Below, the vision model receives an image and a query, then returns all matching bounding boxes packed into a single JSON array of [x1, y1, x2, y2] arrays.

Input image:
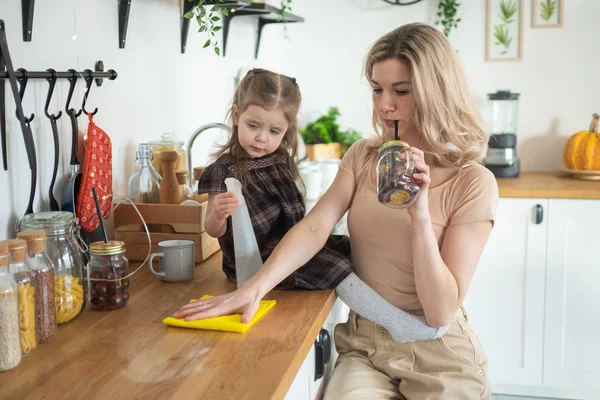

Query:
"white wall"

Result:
[[0, 0, 598, 239], [280, 0, 600, 172]]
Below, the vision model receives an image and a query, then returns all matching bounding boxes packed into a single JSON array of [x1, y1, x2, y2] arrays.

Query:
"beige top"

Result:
[[339, 139, 498, 310]]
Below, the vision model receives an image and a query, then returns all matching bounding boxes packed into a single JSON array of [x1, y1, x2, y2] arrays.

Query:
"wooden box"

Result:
[[305, 143, 343, 161], [113, 202, 220, 263]]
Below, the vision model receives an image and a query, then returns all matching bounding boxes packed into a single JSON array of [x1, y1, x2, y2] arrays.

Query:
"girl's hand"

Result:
[[172, 285, 262, 323], [213, 192, 238, 220], [406, 147, 431, 221]]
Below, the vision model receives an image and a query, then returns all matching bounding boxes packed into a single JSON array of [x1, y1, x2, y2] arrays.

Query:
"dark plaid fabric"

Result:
[[197, 151, 352, 290]]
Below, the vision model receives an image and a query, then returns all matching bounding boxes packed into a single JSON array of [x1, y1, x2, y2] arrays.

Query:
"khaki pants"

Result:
[[323, 308, 490, 400]]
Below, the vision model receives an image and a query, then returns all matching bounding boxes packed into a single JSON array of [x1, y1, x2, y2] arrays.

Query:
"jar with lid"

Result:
[[376, 140, 420, 209], [16, 230, 57, 344], [7, 239, 37, 356], [149, 133, 186, 177], [18, 211, 86, 325], [0, 240, 21, 372], [87, 241, 130, 311]]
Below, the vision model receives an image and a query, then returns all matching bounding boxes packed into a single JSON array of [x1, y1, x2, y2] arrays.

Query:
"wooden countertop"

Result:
[[0, 253, 336, 400], [497, 172, 600, 199]]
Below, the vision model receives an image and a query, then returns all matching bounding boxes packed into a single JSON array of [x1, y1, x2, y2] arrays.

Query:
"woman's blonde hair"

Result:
[[214, 68, 302, 190], [365, 23, 488, 166]]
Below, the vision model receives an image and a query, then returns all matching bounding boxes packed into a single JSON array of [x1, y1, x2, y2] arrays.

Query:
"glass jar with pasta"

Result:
[[7, 239, 37, 356], [18, 211, 86, 325], [0, 240, 21, 372]]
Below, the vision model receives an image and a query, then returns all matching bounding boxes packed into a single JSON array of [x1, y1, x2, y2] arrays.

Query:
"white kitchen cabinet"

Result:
[[543, 199, 600, 392], [465, 197, 600, 400], [285, 298, 350, 400], [464, 198, 547, 387]]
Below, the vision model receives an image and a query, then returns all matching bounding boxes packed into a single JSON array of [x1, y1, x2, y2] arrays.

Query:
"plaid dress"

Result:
[[197, 151, 353, 290]]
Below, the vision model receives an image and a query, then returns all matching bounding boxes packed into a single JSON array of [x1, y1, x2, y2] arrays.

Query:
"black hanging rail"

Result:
[[0, 19, 118, 217], [0, 69, 118, 81]]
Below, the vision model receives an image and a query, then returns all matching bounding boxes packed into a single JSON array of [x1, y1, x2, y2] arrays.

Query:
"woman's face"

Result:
[[370, 59, 416, 140]]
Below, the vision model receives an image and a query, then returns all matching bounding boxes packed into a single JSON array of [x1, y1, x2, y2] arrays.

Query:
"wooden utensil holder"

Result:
[[113, 201, 220, 263]]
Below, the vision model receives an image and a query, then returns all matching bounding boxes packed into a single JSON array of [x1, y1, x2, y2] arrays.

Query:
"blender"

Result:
[[483, 90, 521, 178]]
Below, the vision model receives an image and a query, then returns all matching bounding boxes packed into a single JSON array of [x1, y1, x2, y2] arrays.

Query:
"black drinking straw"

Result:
[[92, 187, 109, 244], [394, 120, 399, 140]]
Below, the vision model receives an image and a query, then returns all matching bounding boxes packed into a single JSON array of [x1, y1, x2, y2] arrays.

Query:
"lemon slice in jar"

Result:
[[389, 190, 410, 205]]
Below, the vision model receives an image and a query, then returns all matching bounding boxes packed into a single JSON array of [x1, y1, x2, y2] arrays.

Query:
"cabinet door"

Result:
[[544, 199, 600, 395], [463, 198, 547, 386]]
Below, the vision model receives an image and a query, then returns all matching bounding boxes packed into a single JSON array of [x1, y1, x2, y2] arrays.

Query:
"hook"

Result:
[[65, 69, 82, 117], [44, 69, 62, 121], [81, 69, 98, 116], [15, 68, 34, 123]]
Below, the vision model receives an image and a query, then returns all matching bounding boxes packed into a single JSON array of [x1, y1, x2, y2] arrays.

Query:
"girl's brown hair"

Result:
[[214, 68, 302, 190], [365, 23, 489, 166]]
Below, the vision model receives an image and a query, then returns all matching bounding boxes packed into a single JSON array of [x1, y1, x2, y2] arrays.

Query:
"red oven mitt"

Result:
[[77, 113, 113, 232]]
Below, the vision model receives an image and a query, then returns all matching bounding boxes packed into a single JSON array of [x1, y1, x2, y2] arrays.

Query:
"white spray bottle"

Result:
[[225, 177, 263, 288]]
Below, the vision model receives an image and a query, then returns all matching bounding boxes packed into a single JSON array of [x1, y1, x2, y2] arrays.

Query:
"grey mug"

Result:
[[149, 240, 195, 282]]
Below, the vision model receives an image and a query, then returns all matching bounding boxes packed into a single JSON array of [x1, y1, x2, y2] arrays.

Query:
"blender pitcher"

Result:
[[377, 140, 419, 209]]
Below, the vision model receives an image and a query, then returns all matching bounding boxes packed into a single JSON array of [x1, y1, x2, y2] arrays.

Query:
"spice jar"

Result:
[[7, 239, 37, 356], [0, 241, 21, 372], [87, 241, 130, 311], [18, 211, 86, 325], [17, 231, 57, 344], [376, 140, 420, 209]]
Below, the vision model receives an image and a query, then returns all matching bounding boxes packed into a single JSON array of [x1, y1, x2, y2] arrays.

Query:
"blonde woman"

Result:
[[174, 23, 498, 399]]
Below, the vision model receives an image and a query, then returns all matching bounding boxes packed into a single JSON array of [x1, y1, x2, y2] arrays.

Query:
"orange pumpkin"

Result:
[[563, 113, 600, 170]]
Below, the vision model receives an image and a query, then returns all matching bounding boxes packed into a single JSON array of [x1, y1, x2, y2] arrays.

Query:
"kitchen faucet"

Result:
[[185, 122, 231, 188]]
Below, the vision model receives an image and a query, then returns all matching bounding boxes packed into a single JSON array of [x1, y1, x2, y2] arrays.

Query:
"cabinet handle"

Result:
[[314, 328, 331, 381], [535, 204, 544, 224]]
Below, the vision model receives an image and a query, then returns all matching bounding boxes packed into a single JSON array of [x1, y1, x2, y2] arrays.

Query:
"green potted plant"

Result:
[[301, 107, 363, 160]]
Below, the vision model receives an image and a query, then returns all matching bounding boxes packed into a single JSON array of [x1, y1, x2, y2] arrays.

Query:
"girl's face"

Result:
[[233, 104, 289, 158], [370, 59, 417, 140]]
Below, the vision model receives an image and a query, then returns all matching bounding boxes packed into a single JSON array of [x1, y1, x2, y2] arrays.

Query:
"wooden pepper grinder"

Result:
[[159, 151, 180, 204]]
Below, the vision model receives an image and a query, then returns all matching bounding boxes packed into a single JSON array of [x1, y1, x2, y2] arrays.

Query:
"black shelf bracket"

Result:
[[118, 0, 132, 49], [181, 0, 196, 54], [255, 17, 300, 59], [22, 0, 35, 42], [222, 9, 269, 57]]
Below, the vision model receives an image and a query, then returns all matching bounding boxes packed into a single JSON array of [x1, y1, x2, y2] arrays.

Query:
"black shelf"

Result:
[[181, 0, 304, 58]]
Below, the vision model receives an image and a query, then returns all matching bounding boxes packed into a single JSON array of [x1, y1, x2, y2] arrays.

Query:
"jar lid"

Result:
[[90, 240, 125, 255], [16, 231, 46, 253], [19, 211, 75, 234], [7, 239, 27, 251], [193, 167, 205, 181], [380, 140, 410, 151], [149, 133, 184, 148], [175, 170, 188, 185], [16, 230, 46, 241]]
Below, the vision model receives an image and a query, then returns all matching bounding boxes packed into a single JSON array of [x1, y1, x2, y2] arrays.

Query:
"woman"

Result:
[[174, 23, 498, 399]]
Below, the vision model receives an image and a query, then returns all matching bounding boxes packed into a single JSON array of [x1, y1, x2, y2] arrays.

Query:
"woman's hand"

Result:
[[213, 192, 238, 220], [406, 147, 431, 222], [172, 285, 262, 323]]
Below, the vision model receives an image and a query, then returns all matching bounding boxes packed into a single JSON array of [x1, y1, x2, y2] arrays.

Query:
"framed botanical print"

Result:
[[532, 0, 564, 28], [486, 0, 524, 61]]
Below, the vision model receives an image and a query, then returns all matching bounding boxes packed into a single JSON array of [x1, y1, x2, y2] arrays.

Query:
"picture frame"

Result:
[[486, 0, 524, 61], [532, 0, 564, 28]]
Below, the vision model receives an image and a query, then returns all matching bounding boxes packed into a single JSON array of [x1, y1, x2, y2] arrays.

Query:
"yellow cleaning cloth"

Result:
[[162, 295, 276, 333]]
